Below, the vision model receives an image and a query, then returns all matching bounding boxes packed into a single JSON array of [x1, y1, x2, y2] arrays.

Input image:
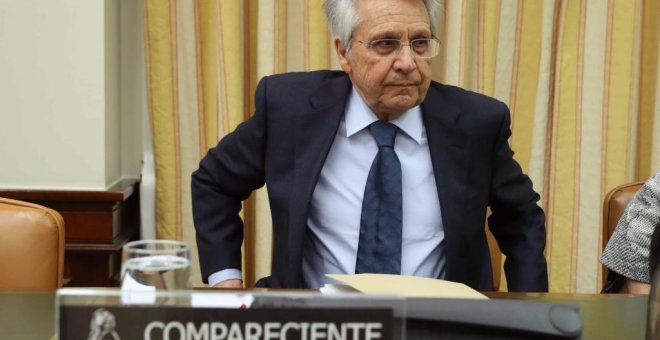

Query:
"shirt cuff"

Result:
[[208, 268, 242, 287]]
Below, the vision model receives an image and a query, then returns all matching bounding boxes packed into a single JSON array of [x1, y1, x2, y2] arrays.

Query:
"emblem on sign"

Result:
[[87, 308, 120, 340]]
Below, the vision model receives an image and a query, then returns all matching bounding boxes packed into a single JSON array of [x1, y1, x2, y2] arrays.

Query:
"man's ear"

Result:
[[334, 37, 351, 74]]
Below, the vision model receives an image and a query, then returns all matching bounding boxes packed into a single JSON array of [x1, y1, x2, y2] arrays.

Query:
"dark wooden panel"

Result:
[[0, 179, 140, 287], [64, 252, 119, 287], [60, 211, 116, 240]]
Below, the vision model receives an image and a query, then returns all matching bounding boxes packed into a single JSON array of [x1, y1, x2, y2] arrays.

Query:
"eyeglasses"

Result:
[[356, 38, 440, 59]]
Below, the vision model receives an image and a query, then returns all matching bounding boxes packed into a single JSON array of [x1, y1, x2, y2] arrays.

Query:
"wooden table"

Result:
[[0, 290, 648, 339], [485, 292, 648, 340]]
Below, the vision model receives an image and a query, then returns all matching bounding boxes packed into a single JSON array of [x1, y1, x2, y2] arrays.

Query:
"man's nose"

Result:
[[393, 45, 417, 72]]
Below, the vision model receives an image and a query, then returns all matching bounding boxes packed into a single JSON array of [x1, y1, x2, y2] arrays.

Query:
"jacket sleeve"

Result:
[[191, 76, 270, 283], [487, 103, 549, 292]]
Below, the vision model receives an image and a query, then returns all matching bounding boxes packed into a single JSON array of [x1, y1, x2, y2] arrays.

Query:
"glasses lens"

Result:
[[364, 38, 439, 58], [412, 39, 439, 58], [369, 39, 401, 56]]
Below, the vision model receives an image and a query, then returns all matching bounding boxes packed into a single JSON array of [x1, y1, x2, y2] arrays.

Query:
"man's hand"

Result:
[[212, 279, 243, 289]]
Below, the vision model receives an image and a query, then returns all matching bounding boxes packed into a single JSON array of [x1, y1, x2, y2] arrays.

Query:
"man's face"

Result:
[[335, 0, 433, 121]]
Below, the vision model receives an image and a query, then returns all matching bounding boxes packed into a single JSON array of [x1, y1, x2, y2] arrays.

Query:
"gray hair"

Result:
[[323, 0, 440, 50]]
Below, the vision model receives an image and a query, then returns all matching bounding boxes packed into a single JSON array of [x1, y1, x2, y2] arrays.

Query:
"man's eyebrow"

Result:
[[409, 28, 432, 38], [411, 32, 432, 39], [369, 28, 432, 39], [369, 31, 401, 40]]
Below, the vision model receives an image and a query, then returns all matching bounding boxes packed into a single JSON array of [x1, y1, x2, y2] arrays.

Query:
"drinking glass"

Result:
[[120, 240, 192, 293]]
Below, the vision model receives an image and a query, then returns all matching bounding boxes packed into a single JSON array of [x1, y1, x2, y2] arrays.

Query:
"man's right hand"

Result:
[[212, 279, 243, 289]]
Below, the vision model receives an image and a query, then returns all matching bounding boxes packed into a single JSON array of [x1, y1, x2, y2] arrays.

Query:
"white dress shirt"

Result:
[[209, 88, 445, 288], [302, 88, 445, 288]]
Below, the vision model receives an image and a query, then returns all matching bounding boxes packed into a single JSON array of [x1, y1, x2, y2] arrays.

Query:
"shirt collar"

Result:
[[344, 87, 424, 144]]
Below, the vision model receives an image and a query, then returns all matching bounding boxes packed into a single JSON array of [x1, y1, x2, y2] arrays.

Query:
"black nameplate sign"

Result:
[[60, 305, 394, 340]]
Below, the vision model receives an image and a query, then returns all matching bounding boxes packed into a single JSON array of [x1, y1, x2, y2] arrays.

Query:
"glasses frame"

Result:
[[355, 37, 440, 59]]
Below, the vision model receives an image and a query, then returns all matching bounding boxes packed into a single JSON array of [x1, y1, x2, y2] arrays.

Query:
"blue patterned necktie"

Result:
[[355, 120, 403, 274]]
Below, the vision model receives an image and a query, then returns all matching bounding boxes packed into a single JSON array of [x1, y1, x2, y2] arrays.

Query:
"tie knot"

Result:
[[369, 121, 398, 148]]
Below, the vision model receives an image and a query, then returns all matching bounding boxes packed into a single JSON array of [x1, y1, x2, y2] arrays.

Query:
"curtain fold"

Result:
[[144, 0, 660, 292]]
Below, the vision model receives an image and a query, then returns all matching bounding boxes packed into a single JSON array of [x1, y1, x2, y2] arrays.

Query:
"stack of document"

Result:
[[321, 274, 488, 299]]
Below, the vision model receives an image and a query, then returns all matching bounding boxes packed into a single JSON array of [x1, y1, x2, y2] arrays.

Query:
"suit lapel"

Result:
[[421, 84, 470, 276], [284, 77, 469, 284], [287, 74, 352, 280]]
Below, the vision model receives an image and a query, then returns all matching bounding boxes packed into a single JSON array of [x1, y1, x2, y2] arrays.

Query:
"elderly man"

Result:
[[192, 0, 548, 292]]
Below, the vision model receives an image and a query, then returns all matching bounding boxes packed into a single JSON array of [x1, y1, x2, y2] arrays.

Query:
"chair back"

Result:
[[0, 197, 65, 290], [486, 227, 502, 291], [601, 181, 644, 288]]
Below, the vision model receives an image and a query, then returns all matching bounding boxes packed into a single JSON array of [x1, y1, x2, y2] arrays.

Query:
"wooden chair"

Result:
[[0, 197, 65, 290], [601, 181, 644, 289], [486, 227, 502, 291]]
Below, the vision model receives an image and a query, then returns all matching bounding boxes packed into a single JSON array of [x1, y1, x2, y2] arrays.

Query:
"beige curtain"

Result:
[[143, 0, 660, 293]]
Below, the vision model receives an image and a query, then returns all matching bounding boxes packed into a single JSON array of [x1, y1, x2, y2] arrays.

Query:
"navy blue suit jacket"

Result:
[[192, 70, 548, 292]]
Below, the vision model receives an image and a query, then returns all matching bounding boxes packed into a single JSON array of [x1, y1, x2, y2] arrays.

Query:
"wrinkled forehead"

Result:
[[354, 0, 431, 37]]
